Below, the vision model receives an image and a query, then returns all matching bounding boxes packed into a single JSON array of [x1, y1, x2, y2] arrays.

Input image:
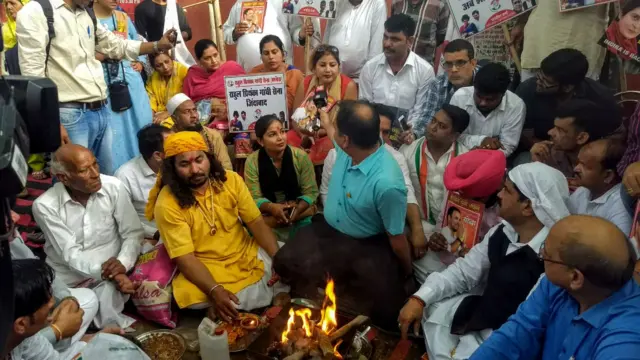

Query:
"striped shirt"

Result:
[[391, 0, 450, 64]]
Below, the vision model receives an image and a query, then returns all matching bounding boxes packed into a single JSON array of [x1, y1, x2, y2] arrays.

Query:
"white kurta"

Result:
[[115, 155, 158, 238], [323, 0, 387, 79], [416, 223, 549, 360], [33, 174, 144, 328], [222, 0, 320, 71]]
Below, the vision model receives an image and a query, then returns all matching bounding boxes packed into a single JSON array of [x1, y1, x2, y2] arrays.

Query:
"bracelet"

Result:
[[153, 41, 159, 53], [50, 324, 62, 341], [208, 284, 223, 297], [409, 295, 426, 308]]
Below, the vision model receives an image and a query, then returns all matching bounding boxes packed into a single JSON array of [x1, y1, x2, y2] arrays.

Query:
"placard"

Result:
[[282, 0, 337, 19], [449, 0, 536, 38], [441, 192, 485, 258], [559, 0, 616, 12], [240, 1, 266, 34], [225, 73, 288, 133], [599, 0, 640, 63]]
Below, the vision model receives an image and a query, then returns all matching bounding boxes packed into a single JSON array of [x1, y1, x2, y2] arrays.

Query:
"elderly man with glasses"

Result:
[[398, 162, 570, 360]]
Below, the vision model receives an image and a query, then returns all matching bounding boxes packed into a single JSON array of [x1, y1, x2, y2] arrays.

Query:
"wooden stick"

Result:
[[316, 329, 333, 357], [212, 0, 227, 61], [501, 23, 521, 74], [304, 16, 312, 75], [329, 315, 369, 343], [207, 0, 218, 49]]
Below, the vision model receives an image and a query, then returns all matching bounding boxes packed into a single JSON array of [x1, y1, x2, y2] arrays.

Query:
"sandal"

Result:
[[32, 170, 49, 180]]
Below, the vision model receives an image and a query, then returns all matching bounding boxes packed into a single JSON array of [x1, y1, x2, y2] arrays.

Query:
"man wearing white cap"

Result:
[[398, 162, 571, 360], [164, 93, 233, 170]]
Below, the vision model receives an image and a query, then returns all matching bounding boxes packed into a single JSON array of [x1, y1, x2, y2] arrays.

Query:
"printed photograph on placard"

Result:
[[240, 1, 266, 34], [599, 0, 640, 63], [385, 106, 410, 150], [282, 0, 337, 19], [559, 0, 616, 12], [449, 0, 536, 38], [225, 73, 289, 133], [441, 192, 485, 258]]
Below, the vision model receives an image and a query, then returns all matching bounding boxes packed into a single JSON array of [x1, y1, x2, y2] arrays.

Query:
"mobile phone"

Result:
[[398, 115, 409, 131]]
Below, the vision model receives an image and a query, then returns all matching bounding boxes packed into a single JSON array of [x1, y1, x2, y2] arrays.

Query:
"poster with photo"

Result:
[[282, 0, 337, 19], [599, 0, 640, 63], [559, 0, 616, 12], [225, 73, 288, 133], [449, 0, 536, 38], [240, 1, 266, 34], [441, 193, 485, 258], [386, 106, 410, 150]]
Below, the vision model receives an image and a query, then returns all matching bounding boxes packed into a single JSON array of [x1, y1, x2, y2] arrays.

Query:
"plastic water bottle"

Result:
[[197, 317, 231, 360]]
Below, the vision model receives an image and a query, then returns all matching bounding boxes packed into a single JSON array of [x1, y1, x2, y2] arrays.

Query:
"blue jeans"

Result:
[[59, 106, 114, 175]]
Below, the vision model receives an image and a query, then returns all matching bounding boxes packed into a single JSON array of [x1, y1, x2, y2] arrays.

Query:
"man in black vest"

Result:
[[398, 162, 571, 359]]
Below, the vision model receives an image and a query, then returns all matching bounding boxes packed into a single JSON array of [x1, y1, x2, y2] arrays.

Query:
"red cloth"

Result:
[[182, 61, 245, 103], [444, 149, 506, 199]]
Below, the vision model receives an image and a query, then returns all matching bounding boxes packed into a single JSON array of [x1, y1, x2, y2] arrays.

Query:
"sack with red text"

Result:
[[129, 243, 178, 328]]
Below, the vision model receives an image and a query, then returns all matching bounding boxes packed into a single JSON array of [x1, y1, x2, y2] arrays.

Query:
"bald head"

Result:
[[52, 144, 102, 194], [335, 100, 381, 150], [547, 215, 634, 291]]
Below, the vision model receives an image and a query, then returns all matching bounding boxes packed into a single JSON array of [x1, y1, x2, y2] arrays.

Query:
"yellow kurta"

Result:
[[154, 170, 264, 308], [146, 61, 189, 113]]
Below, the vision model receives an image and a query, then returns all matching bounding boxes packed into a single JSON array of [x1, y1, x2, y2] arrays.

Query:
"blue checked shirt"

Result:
[[411, 67, 479, 137]]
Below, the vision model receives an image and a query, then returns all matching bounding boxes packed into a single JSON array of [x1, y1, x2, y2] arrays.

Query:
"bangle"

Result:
[[208, 284, 223, 297], [153, 41, 159, 53], [50, 324, 62, 341], [410, 295, 426, 308]]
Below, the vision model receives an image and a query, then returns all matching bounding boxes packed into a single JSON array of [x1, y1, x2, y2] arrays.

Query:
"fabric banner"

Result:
[[164, 0, 196, 66], [282, 0, 338, 19], [448, 0, 536, 38], [559, 0, 616, 12], [225, 73, 288, 133]]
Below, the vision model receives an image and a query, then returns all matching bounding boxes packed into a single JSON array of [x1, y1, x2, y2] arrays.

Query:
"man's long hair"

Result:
[[160, 152, 228, 209]]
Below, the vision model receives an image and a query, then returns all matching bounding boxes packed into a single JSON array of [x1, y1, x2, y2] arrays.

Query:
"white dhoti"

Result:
[[189, 247, 290, 311], [89, 281, 136, 329], [422, 290, 491, 360]]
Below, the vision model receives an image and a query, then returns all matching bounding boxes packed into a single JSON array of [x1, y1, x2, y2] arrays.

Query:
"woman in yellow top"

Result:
[[146, 51, 189, 126], [148, 132, 288, 320], [249, 35, 304, 118], [244, 115, 318, 241]]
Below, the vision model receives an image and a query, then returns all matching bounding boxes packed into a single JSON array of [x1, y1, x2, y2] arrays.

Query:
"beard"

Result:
[[185, 173, 208, 188], [184, 123, 203, 132]]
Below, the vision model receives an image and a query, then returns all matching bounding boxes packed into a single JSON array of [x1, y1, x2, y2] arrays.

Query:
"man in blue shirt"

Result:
[[274, 100, 413, 330], [471, 215, 640, 360]]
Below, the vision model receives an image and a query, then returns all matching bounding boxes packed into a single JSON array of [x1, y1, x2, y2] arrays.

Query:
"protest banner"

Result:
[[225, 73, 288, 133], [441, 193, 485, 258], [282, 0, 337, 19], [240, 1, 266, 34], [448, 0, 536, 38], [559, 0, 616, 12], [599, 0, 640, 64]]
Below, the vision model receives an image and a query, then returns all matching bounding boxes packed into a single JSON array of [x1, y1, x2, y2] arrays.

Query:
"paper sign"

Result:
[[225, 73, 288, 133], [441, 193, 485, 257], [449, 0, 536, 38], [282, 0, 337, 19], [241, 1, 266, 34], [599, 0, 640, 63], [559, 0, 616, 12]]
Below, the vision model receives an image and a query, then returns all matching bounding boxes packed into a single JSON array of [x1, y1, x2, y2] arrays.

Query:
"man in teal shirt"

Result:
[[274, 100, 414, 330]]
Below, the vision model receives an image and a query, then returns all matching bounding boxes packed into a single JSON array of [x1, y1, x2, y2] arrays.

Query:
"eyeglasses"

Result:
[[538, 242, 573, 267], [316, 45, 340, 57], [535, 72, 559, 90], [442, 60, 470, 70]]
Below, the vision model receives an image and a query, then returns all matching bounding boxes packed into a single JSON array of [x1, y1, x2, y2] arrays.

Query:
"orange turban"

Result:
[[145, 132, 209, 221]]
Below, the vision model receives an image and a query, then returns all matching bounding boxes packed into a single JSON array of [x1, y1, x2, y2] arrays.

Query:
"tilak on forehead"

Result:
[[145, 132, 209, 221]]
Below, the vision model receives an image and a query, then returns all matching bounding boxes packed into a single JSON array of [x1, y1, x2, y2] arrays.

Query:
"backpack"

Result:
[[31, 0, 98, 71]]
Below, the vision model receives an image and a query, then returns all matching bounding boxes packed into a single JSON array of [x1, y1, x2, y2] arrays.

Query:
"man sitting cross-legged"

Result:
[[398, 162, 571, 360], [147, 132, 289, 322], [470, 215, 640, 359], [33, 144, 143, 329]]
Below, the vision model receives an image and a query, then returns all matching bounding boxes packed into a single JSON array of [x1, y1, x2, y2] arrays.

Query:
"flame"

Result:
[[319, 279, 338, 334], [333, 339, 344, 359], [281, 308, 296, 343]]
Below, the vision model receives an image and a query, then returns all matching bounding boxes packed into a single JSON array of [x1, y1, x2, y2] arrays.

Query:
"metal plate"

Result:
[[135, 330, 186, 360], [216, 313, 268, 353]]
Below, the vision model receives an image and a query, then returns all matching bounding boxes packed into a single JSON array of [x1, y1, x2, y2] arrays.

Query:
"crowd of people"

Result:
[[3, 0, 640, 359]]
